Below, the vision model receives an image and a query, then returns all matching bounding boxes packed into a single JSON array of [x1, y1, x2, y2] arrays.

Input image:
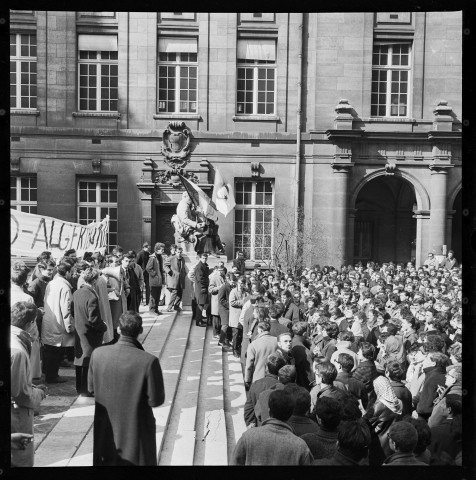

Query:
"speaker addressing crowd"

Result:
[[11, 245, 462, 466]]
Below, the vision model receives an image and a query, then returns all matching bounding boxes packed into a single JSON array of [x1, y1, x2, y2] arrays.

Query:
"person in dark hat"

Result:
[[136, 242, 151, 306]]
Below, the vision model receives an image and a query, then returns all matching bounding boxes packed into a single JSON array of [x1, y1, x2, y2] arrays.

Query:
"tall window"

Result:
[[234, 180, 274, 261], [11, 176, 37, 214], [10, 33, 37, 109], [158, 38, 197, 113], [78, 35, 118, 112], [236, 39, 276, 115], [371, 43, 411, 117], [77, 179, 118, 248]]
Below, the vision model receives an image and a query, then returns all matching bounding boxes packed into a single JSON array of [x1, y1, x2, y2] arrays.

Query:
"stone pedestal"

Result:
[[180, 252, 227, 308]]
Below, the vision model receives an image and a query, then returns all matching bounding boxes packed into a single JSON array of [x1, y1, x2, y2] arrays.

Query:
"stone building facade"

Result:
[[10, 11, 462, 268]]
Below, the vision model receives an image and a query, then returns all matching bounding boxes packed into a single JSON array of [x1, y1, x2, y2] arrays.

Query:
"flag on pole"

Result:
[[179, 174, 218, 222], [212, 167, 236, 217]]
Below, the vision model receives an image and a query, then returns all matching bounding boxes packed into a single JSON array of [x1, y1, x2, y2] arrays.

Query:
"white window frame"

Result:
[[157, 39, 198, 114], [11, 176, 38, 214], [234, 180, 274, 262], [236, 39, 276, 116], [10, 33, 37, 110], [371, 42, 413, 118], [77, 178, 118, 249], [77, 36, 118, 112]]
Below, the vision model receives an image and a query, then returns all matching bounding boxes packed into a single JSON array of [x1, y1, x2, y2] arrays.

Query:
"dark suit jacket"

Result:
[[283, 301, 302, 322], [164, 254, 187, 289], [232, 258, 246, 276], [72, 284, 107, 366], [88, 336, 165, 465], [194, 261, 210, 305]]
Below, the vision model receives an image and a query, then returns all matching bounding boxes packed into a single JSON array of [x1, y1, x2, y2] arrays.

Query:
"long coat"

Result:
[[72, 284, 107, 367], [194, 261, 210, 305], [146, 253, 165, 287], [217, 283, 232, 325], [229, 287, 246, 328], [88, 336, 165, 466], [164, 254, 187, 289], [101, 267, 128, 330], [43, 275, 75, 347], [208, 270, 225, 316], [244, 332, 278, 383]]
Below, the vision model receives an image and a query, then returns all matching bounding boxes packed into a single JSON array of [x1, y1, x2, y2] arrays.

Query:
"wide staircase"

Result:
[[34, 308, 247, 466]]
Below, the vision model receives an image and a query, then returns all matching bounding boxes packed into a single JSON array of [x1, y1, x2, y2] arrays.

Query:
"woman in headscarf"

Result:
[[364, 375, 403, 458]]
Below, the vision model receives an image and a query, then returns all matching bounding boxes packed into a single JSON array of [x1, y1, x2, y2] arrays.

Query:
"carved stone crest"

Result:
[[161, 121, 191, 170]]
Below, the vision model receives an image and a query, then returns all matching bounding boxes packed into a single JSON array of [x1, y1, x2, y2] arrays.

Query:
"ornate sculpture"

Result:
[[161, 121, 192, 170], [171, 192, 225, 256]]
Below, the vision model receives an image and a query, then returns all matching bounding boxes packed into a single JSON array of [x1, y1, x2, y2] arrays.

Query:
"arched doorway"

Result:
[[354, 176, 416, 264], [451, 189, 462, 261]]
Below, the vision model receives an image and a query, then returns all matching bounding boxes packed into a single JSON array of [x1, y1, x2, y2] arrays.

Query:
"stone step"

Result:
[[157, 318, 208, 465], [34, 309, 177, 466], [151, 311, 195, 460]]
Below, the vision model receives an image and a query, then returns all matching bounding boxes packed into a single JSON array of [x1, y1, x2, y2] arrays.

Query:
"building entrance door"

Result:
[[354, 176, 416, 264], [155, 205, 177, 255]]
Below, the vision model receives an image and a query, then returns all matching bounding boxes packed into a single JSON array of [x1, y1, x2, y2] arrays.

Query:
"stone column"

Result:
[[428, 165, 450, 253], [413, 210, 430, 267], [347, 208, 357, 266], [331, 164, 352, 268]]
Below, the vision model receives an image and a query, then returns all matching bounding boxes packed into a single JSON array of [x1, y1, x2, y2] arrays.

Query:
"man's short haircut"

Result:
[[340, 331, 355, 343], [424, 335, 446, 353], [119, 311, 143, 338], [448, 343, 462, 363], [56, 261, 72, 277], [277, 332, 292, 343], [282, 290, 292, 300], [65, 248, 76, 257], [316, 361, 338, 385], [11, 301, 39, 329], [11, 261, 30, 286], [314, 397, 343, 429], [386, 323, 398, 336], [291, 321, 308, 336], [337, 419, 371, 461], [268, 304, 281, 318], [385, 360, 405, 381], [37, 251, 51, 262], [266, 353, 287, 376], [74, 261, 89, 272], [154, 242, 165, 251], [83, 267, 99, 284], [60, 256, 75, 267], [337, 353, 354, 373], [258, 320, 271, 332], [278, 365, 296, 384], [274, 302, 284, 316], [388, 421, 418, 453], [401, 416, 432, 454], [268, 389, 295, 422], [325, 322, 340, 340], [284, 384, 311, 416], [340, 395, 362, 421]]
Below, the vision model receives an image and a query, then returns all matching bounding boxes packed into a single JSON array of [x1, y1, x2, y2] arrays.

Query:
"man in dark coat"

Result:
[[164, 246, 187, 312], [281, 290, 302, 323], [244, 353, 286, 427], [88, 311, 165, 466], [218, 274, 234, 349], [136, 242, 151, 306], [290, 322, 314, 390], [146, 242, 165, 315], [413, 351, 448, 420], [72, 267, 107, 396], [232, 250, 246, 276], [194, 252, 210, 326], [335, 352, 369, 410]]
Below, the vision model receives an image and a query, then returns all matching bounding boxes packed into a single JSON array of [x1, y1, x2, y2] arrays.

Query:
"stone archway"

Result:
[[353, 175, 417, 264]]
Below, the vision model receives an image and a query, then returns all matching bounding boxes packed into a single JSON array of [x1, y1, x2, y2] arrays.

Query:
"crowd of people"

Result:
[[11, 242, 463, 466]]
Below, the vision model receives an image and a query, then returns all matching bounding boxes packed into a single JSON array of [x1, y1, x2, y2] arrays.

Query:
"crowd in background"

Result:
[[11, 243, 463, 466]]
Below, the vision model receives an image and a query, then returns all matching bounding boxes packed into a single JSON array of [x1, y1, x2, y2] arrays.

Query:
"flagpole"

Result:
[[178, 173, 199, 209]]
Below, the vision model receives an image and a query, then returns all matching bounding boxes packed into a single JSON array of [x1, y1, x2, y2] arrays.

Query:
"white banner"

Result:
[[11, 209, 109, 261]]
